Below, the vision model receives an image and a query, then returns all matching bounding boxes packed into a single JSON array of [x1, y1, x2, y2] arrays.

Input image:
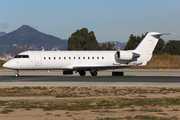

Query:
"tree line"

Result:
[[68, 28, 180, 55], [67, 28, 116, 50]]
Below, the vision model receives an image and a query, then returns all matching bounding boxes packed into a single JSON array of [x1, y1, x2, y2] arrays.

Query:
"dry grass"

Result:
[[0, 86, 180, 98], [128, 53, 180, 69], [0, 86, 180, 119], [0, 96, 180, 119]]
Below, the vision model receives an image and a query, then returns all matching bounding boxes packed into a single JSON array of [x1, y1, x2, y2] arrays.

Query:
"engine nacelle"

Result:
[[116, 51, 140, 60]]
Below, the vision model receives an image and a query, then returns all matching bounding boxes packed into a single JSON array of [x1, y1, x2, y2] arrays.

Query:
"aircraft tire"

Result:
[[90, 71, 97, 76], [79, 71, 86, 76], [15, 74, 19, 77]]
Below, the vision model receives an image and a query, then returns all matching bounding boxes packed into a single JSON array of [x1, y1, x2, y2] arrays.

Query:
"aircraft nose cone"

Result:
[[3, 61, 12, 69], [3, 62, 8, 68], [3, 61, 17, 70]]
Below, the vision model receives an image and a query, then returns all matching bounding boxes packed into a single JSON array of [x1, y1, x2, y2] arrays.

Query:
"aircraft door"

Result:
[[33, 52, 41, 66]]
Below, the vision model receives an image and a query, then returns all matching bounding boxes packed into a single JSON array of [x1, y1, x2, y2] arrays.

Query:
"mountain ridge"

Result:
[[0, 32, 6, 36], [0, 25, 67, 47], [0, 25, 67, 56]]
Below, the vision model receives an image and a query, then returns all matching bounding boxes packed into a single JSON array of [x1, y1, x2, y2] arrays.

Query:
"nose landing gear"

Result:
[[15, 70, 19, 77]]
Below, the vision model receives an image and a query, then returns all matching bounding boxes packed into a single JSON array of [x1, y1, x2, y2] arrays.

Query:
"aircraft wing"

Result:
[[73, 64, 140, 71]]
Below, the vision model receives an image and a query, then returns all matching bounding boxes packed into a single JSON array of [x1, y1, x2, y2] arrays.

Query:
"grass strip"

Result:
[[0, 97, 180, 111], [0, 86, 180, 97]]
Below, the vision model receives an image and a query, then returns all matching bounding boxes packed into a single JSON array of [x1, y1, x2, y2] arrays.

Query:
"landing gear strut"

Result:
[[15, 70, 19, 77], [90, 71, 98, 76], [78, 71, 86, 76]]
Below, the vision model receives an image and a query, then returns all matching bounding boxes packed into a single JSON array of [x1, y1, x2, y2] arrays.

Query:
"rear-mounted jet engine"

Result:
[[116, 51, 140, 60]]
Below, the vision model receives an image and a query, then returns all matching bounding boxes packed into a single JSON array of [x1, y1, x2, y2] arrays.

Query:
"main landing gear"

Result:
[[90, 71, 97, 76], [78, 70, 98, 76], [78, 70, 86, 76], [15, 70, 19, 77]]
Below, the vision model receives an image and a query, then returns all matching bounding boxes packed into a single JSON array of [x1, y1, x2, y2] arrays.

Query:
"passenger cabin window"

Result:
[[59, 57, 61, 60], [88, 57, 90, 59], [97, 57, 99, 59], [92, 57, 94, 59], [49, 57, 51, 60], [102, 57, 104, 59], [54, 57, 56, 60], [44, 57, 46, 60], [64, 57, 66, 59], [83, 57, 85, 59], [14, 55, 29, 58], [74, 57, 76, 59], [69, 57, 71, 59], [78, 57, 80, 59]]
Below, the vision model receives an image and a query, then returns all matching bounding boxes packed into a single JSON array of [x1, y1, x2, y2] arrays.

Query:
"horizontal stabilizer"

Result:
[[150, 33, 173, 38]]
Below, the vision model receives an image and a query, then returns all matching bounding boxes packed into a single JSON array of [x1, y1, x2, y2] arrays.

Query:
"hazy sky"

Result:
[[0, 0, 180, 42]]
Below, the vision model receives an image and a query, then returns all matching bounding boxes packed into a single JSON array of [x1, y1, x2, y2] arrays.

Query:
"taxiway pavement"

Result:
[[0, 69, 180, 76], [0, 69, 180, 86], [0, 75, 180, 86]]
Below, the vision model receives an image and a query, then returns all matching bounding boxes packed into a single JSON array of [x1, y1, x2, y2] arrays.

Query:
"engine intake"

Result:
[[116, 51, 140, 60]]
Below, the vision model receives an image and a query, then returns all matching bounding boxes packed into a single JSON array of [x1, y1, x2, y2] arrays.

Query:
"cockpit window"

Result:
[[14, 55, 29, 58]]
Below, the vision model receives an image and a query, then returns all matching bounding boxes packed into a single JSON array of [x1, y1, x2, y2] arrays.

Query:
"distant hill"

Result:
[[99, 41, 127, 50], [0, 25, 67, 56], [0, 32, 6, 36], [108, 41, 127, 50]]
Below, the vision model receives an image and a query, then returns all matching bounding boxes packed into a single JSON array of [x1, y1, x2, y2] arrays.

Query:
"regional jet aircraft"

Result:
[[3, 32, 170, 77]]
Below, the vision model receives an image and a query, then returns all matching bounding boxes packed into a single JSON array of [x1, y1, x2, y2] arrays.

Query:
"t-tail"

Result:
[[133, 32, 171, 66]]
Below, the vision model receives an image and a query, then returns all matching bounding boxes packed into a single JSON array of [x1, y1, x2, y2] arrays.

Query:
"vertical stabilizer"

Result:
[[134, 32, 171, 55]]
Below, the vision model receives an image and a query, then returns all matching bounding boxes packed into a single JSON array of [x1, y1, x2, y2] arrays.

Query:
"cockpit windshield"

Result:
[[14, 55, 29, 58]]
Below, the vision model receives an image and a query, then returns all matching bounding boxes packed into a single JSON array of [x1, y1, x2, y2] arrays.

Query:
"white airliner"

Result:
[[3, 32, 170, 77]]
